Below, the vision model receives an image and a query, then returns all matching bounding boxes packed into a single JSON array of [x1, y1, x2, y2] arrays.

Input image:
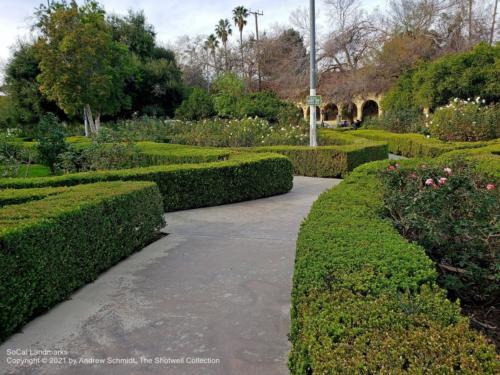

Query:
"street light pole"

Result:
[[309, 0, 318, 147]]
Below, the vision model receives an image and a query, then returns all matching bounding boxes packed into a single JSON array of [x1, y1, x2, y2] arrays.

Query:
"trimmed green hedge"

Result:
[[234, 131, 388, 177], [289, 159, 498, 374], [135, 142, 230, 166], [440, 141, 500, 178], [0, 181, 165, 341], [0, 153, 293, 211], [345, 129, 492, 157]]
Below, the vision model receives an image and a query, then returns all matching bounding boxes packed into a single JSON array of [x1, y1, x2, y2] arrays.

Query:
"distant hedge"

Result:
[[347, 129, 492, 157], [135, 142, 230, 166], [289, 159, 498, 374], [0, 181, 165, 341], [235, 131, 388, 177], [0, 153, 293, 211]]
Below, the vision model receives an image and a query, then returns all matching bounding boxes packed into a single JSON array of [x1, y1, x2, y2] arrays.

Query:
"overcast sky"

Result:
[[0, 0, 387, 68]]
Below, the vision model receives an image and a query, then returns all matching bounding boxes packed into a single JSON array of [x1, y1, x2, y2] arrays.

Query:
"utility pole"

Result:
[[309, 0, 318, 147], [249, 10, 263, 91]]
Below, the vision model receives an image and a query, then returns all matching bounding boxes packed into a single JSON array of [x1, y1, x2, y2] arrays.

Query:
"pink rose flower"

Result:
[[425, 178, 435, 186], [388, 165, 396, 171], [486, 183, 496, 191], [443, 167, 452, 175], [438, 177, 447, 185]]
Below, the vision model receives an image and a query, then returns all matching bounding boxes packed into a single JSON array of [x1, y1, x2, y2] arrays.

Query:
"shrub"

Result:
[[175, 88, 215, 120], [429, 99, 499, 141], [168, 117, 308, 147], [289, 159, 498, 374], [242, 139, 388, 178], [235, 91, 284, 122], [364, 107, 425, 134], [0, 181, 165, 341], [384, 43, 500, 114], [347, 129, 491, 157], [36, 114, 67, 172], [0, 153, 294, 212], [212, 72, 245, 118], [379, 160, 499, 303]]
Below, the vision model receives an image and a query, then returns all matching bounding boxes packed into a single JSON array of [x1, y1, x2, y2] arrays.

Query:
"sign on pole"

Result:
[[307, 95, 322, 106]]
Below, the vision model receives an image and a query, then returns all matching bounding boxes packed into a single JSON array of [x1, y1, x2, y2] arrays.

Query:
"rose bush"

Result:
[[428, 98, 499, 141], [379, 160, 499, 304]]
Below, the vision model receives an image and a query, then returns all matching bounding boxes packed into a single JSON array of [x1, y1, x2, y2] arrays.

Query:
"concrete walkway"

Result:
[[0, 176, 340, 375]]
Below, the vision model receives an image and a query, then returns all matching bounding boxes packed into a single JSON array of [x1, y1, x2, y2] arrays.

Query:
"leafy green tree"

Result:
[[35, 1, 132, 134], [215, 19, 232, 71], [212, 72, 245, 117], [175, 88, 215, 120], [109, 10, 156, 59], [232, 6, 249, 70], [2, 42, 65, 129]]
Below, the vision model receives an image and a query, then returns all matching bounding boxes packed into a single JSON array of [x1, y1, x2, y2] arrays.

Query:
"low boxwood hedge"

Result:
[[0, 153, 293, 211], [345, 129, 492, 157], [0, 181, 165, 341], [135, 142, 230, 166], [289, 159, 498, 374], [234, 132, 388, 177]]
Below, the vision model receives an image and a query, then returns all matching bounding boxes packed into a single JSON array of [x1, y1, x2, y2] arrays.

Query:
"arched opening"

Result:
[[341, 102, 357, 124], [323, 103, 339, 121], [306, 106, 321, 121], [362, 100, 379, 120]]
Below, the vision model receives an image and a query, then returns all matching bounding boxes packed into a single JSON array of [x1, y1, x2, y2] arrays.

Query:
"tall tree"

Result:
[[215, 19, 232, 71], [204, 34, 220, 73], [232, 6, 249, 72], [35, 0, 132, 135]]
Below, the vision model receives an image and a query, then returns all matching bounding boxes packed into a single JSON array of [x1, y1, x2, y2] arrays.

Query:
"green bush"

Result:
[[175, 88, 215, 120], [167, 117, 308, 147], [235, 91, 285, 122], [36, 114, 68, 172], [289, 159, 498, 374], [0, 153, 294, 211], [212, 72, 245, 118], [347, 129, 491, 157], [241, 142, 387, 178], [363, 107, 424, 134], [380, 161, 499, 303], [383, 43, 500, 112], [0, 181, 165, 340], [429, 99, 499, 141]]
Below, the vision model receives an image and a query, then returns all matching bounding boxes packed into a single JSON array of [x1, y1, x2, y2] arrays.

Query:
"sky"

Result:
[[0, 0, 387, 72]]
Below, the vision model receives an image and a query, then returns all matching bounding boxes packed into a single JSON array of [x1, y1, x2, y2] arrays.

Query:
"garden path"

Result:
[[0, 176, 340, 375]]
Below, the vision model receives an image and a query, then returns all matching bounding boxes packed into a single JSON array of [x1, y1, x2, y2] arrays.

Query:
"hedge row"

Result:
[[135, 142, 230, 166], [0, 153, 293, 211], [289, 159, 498, 374], [233, 132, 388, 177], [0, 181, 165, 341], [344, 129, 491, 157], [440, 141, 500, 178]]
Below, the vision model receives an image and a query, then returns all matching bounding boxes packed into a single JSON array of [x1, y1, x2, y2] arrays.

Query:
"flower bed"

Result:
[[289, 158, 498, 374], [0, 181, 165, 341]]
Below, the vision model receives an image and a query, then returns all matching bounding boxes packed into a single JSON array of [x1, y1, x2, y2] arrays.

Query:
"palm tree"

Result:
[[204, 34, 219, 73], [215, 18, 232, 70], [232, 6, 249, 71]]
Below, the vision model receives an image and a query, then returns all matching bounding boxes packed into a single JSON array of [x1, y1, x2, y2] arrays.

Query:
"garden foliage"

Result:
[[0, 181, 165, 340]]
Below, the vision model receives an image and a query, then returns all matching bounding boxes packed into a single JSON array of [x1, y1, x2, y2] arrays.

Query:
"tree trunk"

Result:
[[491, 0, 498, 45], [468, 0, 473, 44], [224, 42, 228, 71], [84, 104, 97, 134], [84, 107, 89, 137], [240, 30, 244, 74], [95, 112, 101, 132]]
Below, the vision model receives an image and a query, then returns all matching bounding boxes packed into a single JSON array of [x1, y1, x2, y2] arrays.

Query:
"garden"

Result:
[[0, 0, 499, 373]]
